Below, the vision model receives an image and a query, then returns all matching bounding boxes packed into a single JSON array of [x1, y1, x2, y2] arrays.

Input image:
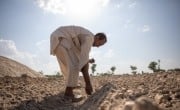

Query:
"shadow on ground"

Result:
[[11, 92, 79, 110]]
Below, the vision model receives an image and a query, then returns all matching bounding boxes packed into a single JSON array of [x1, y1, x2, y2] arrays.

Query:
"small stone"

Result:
[[115, 93, 124, 99], [165, 102, 173, 108], [122, 101, 134, 110], [155, 94, 164, 104], [174, 92, 180, 99], [155, 94, 172, 104]]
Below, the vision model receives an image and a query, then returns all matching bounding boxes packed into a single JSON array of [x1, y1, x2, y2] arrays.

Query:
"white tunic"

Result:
[[50, 26, 94, 87]]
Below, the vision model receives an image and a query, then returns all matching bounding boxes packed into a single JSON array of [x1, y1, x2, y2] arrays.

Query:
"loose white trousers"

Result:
[[55, 40, 79, 87]]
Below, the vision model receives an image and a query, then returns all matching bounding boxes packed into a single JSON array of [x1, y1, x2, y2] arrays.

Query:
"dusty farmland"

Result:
[[0, 72, 180, 110]]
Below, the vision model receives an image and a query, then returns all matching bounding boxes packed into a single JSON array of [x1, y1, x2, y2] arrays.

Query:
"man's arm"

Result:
[[79, 35, 94, 95], [81, 63, 93, 95], [78, 35, 94, 70]]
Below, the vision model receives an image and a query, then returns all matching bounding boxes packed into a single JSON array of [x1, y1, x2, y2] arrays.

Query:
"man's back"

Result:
[[52, 25, 94, 39], [50, 25, 94, 56]]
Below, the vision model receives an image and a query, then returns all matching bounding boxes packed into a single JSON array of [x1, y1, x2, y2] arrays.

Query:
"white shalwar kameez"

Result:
[[50, 26, 94, 87]]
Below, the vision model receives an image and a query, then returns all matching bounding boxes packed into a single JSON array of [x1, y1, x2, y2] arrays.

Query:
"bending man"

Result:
[[50, 25, 107, 102]]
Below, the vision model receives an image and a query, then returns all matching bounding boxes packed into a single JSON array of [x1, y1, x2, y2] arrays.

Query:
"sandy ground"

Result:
[[0, 72, 180, 110]]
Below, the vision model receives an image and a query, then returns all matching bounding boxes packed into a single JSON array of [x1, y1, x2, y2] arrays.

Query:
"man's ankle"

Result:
[[64, 87, 74, 97]]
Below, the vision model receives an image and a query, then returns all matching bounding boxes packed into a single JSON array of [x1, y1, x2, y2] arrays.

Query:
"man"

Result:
[[50, 25, 107, 102]]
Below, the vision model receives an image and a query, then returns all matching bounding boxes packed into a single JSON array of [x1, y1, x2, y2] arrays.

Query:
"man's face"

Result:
[[94, 38, 106, 47]]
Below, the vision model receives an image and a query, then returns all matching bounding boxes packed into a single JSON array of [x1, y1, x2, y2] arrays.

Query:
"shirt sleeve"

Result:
[[79, 36, 94, 70]]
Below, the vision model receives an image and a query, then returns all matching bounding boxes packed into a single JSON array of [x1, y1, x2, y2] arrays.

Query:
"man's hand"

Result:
[[89, 58, 95, 63], [85, 84, 93, 95]]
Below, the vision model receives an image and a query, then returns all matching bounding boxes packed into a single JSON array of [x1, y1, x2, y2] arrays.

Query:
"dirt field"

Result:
[[0, 72, 180, 110]]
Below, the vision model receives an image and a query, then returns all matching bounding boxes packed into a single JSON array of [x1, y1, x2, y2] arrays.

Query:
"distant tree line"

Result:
[[46, 59, 179, 76], [90, 59, 180, 76], [129, 59, 180, 74]]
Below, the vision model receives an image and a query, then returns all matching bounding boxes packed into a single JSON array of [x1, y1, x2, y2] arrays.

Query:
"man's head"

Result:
[[93, 33, 107, 47]]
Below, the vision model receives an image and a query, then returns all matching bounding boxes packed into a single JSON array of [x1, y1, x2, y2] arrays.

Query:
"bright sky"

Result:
[[0, 0, 180, 75]]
